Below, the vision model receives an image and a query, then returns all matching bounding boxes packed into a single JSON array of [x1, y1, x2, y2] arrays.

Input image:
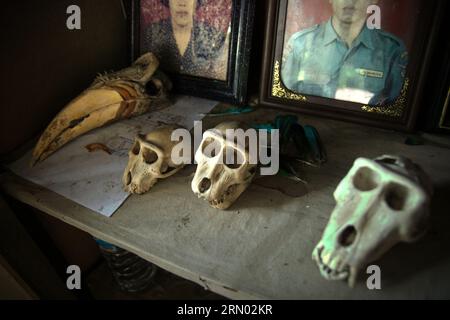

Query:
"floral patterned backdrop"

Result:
[[140, 0, 232, 33]]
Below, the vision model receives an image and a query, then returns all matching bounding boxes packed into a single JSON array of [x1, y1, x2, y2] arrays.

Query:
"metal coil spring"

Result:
[[95, 238, 157, 293]]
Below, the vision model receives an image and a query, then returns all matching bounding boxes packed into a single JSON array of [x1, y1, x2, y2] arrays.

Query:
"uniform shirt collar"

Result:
[[355, 24, 375, 50], [323, 18, 375, 50], [323, 19, 339, 46]]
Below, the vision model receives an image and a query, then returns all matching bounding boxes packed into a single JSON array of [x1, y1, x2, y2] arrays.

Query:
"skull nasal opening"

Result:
[[199, 178, 211, 193], [339, 225, 357, 247], [126, 172, 132, 186]]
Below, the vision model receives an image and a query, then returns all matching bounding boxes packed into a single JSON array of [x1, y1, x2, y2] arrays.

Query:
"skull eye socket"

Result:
[[142, 148, 158, 164], [223, 147, 244, 169], [202, 137, 221, 158], [353, 167, 379, 191], [385, 183, 408, 211], [339, 225, 357, 247], [377, 157, 397, 165], [145, 80, 159, 95], [132, 141, 141, 155]]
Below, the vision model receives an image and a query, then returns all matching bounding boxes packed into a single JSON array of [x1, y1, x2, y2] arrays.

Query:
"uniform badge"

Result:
[[357, 68, 384, 78]]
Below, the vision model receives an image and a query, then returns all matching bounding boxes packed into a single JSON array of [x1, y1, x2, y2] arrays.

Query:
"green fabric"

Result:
[[253, 115, 327, 179]]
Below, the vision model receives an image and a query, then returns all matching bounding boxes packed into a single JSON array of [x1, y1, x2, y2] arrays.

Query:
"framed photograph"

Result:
[[131, 0, 255, 104], [421, 4, 450, 133], [439, 88, 450, 130], [260, 0, 443, 131]]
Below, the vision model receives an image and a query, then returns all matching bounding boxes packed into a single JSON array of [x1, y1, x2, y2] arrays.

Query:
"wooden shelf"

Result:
[[2, 108, 450, 299]]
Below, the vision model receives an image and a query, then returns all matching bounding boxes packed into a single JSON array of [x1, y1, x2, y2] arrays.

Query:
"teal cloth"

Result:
[[253, 115, 326, 176]]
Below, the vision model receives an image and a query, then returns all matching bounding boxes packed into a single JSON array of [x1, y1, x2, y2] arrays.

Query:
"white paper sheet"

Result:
[[8, 96, 218, 217]]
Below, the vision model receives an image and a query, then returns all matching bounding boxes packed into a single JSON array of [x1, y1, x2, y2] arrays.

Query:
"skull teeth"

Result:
[[206, 184, 239, 208], [315, 246, 350, 281]]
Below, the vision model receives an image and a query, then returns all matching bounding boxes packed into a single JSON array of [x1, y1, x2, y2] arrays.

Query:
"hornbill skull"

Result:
[[32, 53, 171, 166]]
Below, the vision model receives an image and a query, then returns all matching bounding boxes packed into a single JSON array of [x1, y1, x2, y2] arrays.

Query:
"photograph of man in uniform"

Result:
[[281, 0, 408, 105]]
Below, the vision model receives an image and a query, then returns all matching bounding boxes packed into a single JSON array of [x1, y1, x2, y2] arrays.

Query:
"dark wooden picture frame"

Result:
[[422, 1, 450, 133], [259, 0, 443, 131], [439, 88, 450, 130], [130, 0, 255, 104]]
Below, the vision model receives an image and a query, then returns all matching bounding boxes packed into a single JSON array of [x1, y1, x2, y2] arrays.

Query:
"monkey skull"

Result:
[[312, 155, 432, 287], [191, 122, 257, 210], [123, 126, 184, 194]]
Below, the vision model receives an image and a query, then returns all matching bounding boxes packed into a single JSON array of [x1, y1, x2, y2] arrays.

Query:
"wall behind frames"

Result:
[[1, 0, 130, 156]]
